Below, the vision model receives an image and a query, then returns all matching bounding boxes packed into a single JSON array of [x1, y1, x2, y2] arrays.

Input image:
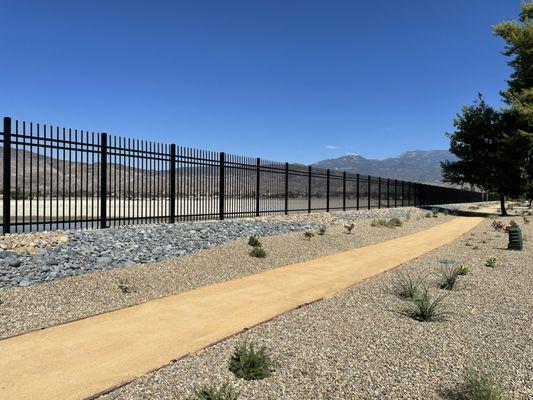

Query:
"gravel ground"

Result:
[[0, 207, 421, 288], [96, 212, 532, 400], [0, 207, 453, 339]]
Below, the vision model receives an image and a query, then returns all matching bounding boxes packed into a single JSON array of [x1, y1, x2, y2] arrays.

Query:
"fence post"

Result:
[[342, 171, 346, 211], [367, 175, 371, 210], [394, 179, 398, 207], [401, 181, 405, 207], [308, 165, 312, 213], [99, 132, 108, 229], [256, 157, 260, 217], [169, 144, 176, 223], [2, 117, 11, 234], [219, 152, 225, 220], [378, 177, 381, 209], [284, 162, 289, 215], [326, 169, 330, 212], [387, 178, 390, 208], [356, 173, 360, 210]]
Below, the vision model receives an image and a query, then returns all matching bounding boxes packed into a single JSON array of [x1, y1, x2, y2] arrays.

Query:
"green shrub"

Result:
[[344, 223, 355, 234], [250, 246, 267, 258], [462, 367, 505, 400], [248, 235, 261, 247], [485, 257, 498, 268], [407, 288, 446, 322], [491, 220, 504, 231], [194, 383, 238, 400], [386, 217, 403, 228], [228, 342, 273, 380], [304, 231, 315, 240], [317, 227, 327, 235], [425, 212, 432, 218], [393, 271, 423, 300], [371, 219, 387, 227], [438, 265, 460, 290], [432, 208, 439, 217], [457, 264, 470, 276]]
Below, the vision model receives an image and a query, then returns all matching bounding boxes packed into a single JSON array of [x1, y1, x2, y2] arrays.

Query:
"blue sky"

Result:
[[1, 1, 517, 164]]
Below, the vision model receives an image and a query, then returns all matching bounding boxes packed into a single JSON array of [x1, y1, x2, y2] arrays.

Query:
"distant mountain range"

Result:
[[312, 150, 457, 183]]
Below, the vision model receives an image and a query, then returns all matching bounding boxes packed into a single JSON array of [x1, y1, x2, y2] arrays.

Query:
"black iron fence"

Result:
[[0, 117, 487, 233]]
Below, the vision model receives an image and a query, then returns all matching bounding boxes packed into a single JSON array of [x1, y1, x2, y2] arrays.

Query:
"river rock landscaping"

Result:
[[0, 207, 420, 288]]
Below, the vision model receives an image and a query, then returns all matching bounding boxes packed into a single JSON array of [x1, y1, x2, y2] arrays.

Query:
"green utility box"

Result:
[[507, 227, 523, 250]]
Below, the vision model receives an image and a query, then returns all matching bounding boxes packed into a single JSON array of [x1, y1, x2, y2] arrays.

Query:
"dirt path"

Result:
[[0, 211, 493, 400]]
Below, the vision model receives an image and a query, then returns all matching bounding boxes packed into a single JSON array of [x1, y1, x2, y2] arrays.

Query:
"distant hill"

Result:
[[312, 150, 457, 183]]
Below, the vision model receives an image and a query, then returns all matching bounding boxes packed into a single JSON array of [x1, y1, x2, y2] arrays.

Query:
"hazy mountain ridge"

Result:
[[312, 150, 457, 183]]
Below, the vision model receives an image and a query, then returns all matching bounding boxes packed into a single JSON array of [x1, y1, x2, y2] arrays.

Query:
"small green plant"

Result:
[[491, 220, 504, 231], [371, 219, 387, 227], [393, 271, 423, 300], [386, 217, 403, 228], [250, 246, 267, 258], [485, 257, 498, 268], [438, 265, 460, 290], [304, 231, 315, 240], [228, 342, 273, 380], [407, 287, 446, 322], [248, 235, 261, 247], [425, 212, 432, 218], [461, 367, 505, 400], [457, 264, 470, 275], [344, 223, 355, 234], [317, 227, 327, 235], [194, 383, 238, 400], [432, 208, 439, 218], [523, 216, 530, 224], [118, 278, 133, 294]]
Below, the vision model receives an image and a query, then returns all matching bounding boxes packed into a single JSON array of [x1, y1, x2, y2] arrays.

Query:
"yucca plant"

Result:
[[344, 223, 355, 234], [118, 277, 133, 294], [228, 342, 273, 380], [438, 265, 460, 290], [194, 383, 238, 400], [485, 257, 498, 268], [462, 367, 505, 400], [248, 235, 261, 247], [393, 271, 423, 300], [386, 217, 403, 228], [457, 264, 470, 276], [304, 231, 315, 240], [491, 220, 504, 231], [432, 208, 439, 217], [250, 246, 267, 258], [407, 287, 447, 322]]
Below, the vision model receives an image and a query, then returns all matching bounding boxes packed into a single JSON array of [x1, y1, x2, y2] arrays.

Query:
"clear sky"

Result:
[[1, 1, 518, 164]]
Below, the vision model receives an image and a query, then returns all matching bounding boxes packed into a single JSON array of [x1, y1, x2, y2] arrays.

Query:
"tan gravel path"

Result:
[[0, 210, 494, 400]]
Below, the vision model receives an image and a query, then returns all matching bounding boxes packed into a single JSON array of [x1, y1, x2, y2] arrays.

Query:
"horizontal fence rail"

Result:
[[0, 117, 491, 233]]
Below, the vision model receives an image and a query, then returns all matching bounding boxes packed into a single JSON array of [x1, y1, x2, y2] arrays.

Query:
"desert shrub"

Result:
[[491, 220, 504, 231], [304, 231, 315, 240], [457, 264, 470, 275], [228, 342, 273, 380], [432, 208, 439, 217], [317, 227, 327, 235], [393, 271, 423, 300], [485, 257, 498, 268], [438, 265, 460, 290], [194, 383, 238, 400], [250, 246, 267, 258], [523, 216, 530, 224], [425, 212, 432, 218], [248, 235, 261, 247], [407, 287, 446, 322], [118, 278, 133, 294], [371, 219, 387, 227], [344, 223, 355, 234], [386, 217, 403, 227], [462, 367, 505, 400]]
